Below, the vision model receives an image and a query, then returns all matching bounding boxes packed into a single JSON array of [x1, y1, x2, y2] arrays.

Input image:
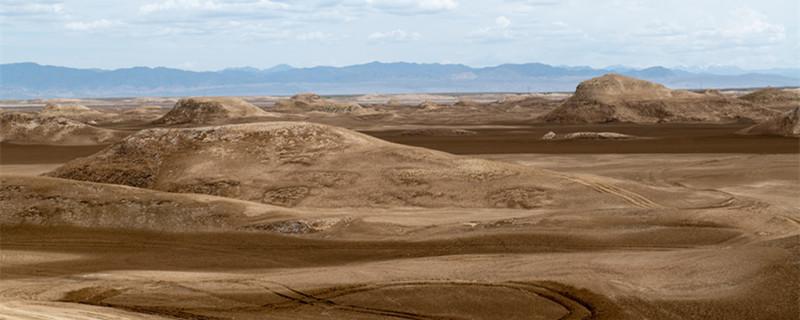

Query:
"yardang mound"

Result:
[[42, 103, 94, 113], [740, 88, 800, 108], [543, 74, 775, 123], [40, 103, 107, 122], [153, 97, 275, 125], [275, 93, 369, 113], [739, 107, 800, 138], [0, 112, 126, 145], [47, 122, 713, 209]]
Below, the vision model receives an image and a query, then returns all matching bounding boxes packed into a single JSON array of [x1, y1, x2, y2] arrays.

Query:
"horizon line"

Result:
[[3, 61, 798, 74]]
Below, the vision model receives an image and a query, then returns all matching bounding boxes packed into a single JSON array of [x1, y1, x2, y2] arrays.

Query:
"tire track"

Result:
[[257, 280, 594, 320], [548, 172, 664, 209]]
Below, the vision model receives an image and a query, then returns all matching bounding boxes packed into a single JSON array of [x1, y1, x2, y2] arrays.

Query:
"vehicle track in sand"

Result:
[[270, 280, 594, 320], [60, 280, 597, 320], [546, 172, 664, 209]]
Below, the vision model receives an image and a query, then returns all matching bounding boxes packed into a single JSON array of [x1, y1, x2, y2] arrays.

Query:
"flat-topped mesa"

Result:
[[739, 107, 800, 138], [0, 112, 125, 145], [153, 97, 273, 125], [275, 93, 366, 113], [543, 73, 776, 124], [46, 121, 709, 210]]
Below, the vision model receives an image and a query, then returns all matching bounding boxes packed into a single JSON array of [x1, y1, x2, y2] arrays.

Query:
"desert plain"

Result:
[[0, 74, 798, 319]]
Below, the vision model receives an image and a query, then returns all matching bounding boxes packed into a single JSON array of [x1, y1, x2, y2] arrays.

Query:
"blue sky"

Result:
[[1, 0, 798, 70]]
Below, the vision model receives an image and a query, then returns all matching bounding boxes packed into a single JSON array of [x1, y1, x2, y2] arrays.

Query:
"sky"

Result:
[[1, 0, 798, 71]]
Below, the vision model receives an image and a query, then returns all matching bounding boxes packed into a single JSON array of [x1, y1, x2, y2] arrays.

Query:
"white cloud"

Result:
[[65, 19, 119, 31], [368, 29, 421, 42], [1, 1, 64, 16], [630, 7, 786, 51], [720, 7, 785, 44], [140, 0, 289, 14], [469, 15, 513, 42], [366, 0, 457, 14], [297, 31, 335, 41], [495, 16, 511, 28]]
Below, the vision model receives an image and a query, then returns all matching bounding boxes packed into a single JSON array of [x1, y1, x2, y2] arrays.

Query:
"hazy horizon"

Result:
[[3, 60, 799, 74], [3, 0, 798, 71]]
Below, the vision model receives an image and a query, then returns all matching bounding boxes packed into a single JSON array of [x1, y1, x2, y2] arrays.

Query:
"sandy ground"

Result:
[[1, 149, 798, 319], [0, 94, 798, 319]]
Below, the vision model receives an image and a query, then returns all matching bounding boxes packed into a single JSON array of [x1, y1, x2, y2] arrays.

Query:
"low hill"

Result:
[[39, 103, 109, 123], [152, 97, 277, 125], [543, 74, 776, 123], [274, 93, 370, 114], [739, 88, 800, 110], [47, 122, 722, 209], [0, 112, 126, 145]]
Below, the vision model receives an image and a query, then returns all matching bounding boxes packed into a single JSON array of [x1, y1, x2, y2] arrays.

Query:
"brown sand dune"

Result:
[[739, 107, 800, 137], [543, 74, 776, 124], [152, 97, 278, 125], [46, 122, 719, 209], [0, 112, 126, 145]]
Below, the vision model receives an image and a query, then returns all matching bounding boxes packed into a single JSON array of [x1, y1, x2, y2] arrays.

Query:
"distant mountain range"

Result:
[[1, 62, 798, 99]]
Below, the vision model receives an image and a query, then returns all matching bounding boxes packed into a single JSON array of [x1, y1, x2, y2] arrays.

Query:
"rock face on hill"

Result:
[[275, 93, 368, 113], [153, 97, 274, 125], [543, 74, 775, 124], [0, 112, 125, 145], [47, 122, 663, 209], [739, 107, 800, 138]]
